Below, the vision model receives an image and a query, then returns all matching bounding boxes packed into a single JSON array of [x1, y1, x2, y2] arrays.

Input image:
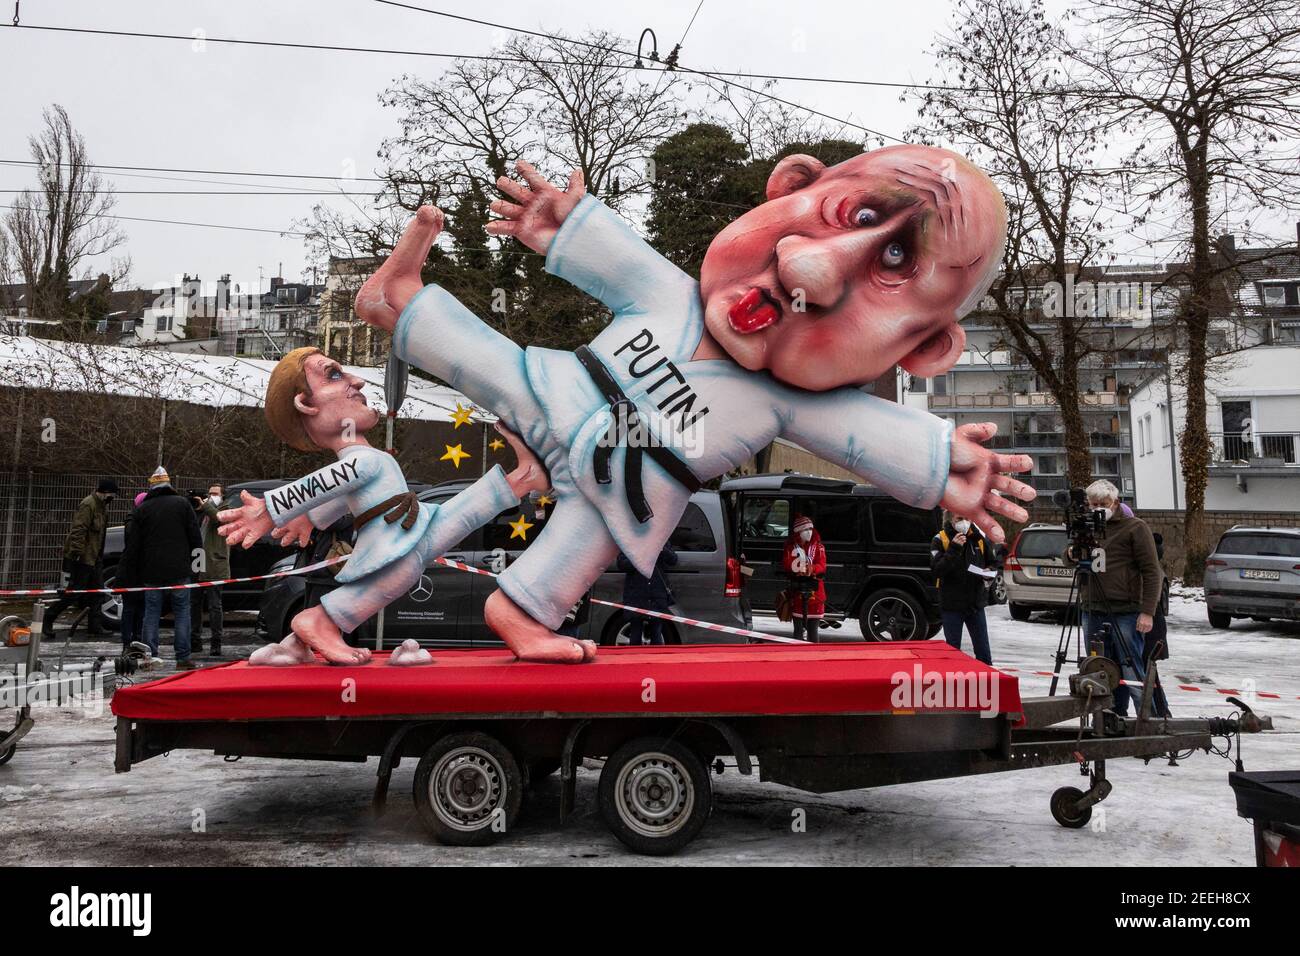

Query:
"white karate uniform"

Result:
[[263, 445, 517, 634], [393, 195, 953, 629]]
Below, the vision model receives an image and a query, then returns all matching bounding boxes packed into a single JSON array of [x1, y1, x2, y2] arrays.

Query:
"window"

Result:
[[740, 497, 790, 540], [1216, 533, 1300, 559], [155, 315, 173, 332], [932, 375, 949, 397], [798, 497, 861, 544], [870, 500, 936, 544], [1037, 454, 1062, 475], [1221, 400, 1253, 460], [1137, 419, 1146, 456], [1159, 406, 1170, 447], [1093, 454, 1120, 476], [669, 503, 716, 552], [1017, 529, 1068, 559]]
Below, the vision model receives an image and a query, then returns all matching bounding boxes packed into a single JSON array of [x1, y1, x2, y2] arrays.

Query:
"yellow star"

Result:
[[449, 403, 475, 429], [508, 514, 534, 541], [537, 494, 554, 508], [441, 443, 471, 468], [488, 437, 505, 451]]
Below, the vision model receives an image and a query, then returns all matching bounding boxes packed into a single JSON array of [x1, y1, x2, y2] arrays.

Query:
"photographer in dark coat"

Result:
[[616, 544, 677, 645], [119, 467, 202, 669], [931, 511, 993, 664], [1064, 480, 1164, 716]]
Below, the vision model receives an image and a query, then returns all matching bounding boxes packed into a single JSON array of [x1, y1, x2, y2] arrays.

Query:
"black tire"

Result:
[[925, 619, 944, 639], [598, 737, 712, 856], [412, 732, 524, 847], [1008, 602, 1032, 622], [0, 742, 15, 766], [859, 588, 928, 641], [601, 616, 681, 647], [1050, 786, 1092, 829], [1208, 610, 1232, 630]]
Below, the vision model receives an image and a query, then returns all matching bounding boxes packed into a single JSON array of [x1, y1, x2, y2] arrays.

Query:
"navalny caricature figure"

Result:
[[354, 144, 1038, 664], [217, 347, 553, 665]]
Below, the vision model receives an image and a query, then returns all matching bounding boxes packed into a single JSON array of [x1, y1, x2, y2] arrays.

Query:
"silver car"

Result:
[[1003, 524, 1074, 621], [1204, 527, 1300, 628]]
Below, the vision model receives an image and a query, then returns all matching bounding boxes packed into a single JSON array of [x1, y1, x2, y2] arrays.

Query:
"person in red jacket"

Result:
[[782, 515, 827, 641]]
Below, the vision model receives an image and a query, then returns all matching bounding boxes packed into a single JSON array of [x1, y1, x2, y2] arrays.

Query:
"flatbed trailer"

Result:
[[110, 642, 1271, 855]]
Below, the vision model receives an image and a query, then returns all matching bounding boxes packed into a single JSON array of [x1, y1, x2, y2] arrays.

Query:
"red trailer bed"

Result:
[[110, 641, 1024, 722], [109, 642, 1265, 856]]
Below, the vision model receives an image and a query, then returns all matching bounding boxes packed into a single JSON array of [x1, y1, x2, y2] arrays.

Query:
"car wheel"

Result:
[[598, 737, 712, 856], [1009, 603, 1032, 622], [602, 618, 681, 646], [925, 620, 943, 639], [99, 567, 123, 634], [412, 731, 523, 847], [1208, 610, 1232, 629], [859, 589, 927, 642]]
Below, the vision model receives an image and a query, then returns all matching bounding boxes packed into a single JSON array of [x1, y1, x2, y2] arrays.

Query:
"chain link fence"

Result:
[[0, 470, 224, 589]]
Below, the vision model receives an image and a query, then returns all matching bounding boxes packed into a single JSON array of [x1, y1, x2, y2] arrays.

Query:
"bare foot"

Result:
[[485, 591, 591, 663], [290, 605, 372, 665], [354, 206, 444, 333], [248, 634, 317, 667], [497, 423, 549, 498], [577, 639, 598, 662]]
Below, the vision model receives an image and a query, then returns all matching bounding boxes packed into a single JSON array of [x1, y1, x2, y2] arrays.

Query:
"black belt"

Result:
[[575, 345, 702, 524]]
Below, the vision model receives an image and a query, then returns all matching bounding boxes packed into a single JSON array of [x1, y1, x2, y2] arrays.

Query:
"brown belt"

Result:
[[352, 491, 420, 532]]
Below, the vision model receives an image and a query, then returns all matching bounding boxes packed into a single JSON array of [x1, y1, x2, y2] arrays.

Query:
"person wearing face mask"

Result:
[[1065, 479, 1164, 717], [45, 477, 118, 636], [931, 511, 993, 664], [189, 483, 229, 657], [782, 515, 827, 641]]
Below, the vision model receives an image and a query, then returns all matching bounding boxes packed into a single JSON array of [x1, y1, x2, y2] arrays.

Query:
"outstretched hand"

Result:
[[217, 490, 276, 550], [941, 422, 1036, 545], [486, 161, 586, 255], [271, 515, 315, 549]]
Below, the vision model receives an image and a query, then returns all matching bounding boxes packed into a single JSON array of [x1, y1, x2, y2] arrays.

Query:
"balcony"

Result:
[[929, 391, 1127, 412], [983, 431, 1132, 452], [1208, 431, 1300, 476]]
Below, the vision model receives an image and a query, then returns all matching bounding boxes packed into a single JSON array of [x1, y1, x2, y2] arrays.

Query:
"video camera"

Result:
[[1052, 487, 1107, 559]]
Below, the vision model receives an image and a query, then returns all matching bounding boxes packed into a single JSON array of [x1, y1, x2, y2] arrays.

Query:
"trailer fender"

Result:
[[687, 718, 753, 775], [373, 720, 446, 815]]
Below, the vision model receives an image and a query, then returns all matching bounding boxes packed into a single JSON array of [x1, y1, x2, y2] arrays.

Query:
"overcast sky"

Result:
[[1, 0, 1293, 295]]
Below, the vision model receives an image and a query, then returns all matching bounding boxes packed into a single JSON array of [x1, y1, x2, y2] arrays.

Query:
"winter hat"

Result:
[[793, 516, 814, 535], [134, 492, 148, 507], [148, 466, 171, 488], [97, 477, 119, 494]]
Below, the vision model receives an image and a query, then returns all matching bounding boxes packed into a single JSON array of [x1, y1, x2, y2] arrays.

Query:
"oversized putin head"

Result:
[[699, 144, 1007, 392]]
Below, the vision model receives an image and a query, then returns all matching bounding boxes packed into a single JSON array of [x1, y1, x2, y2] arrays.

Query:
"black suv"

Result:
[[719, 473, 943, 641], [257, 480, 748, 648]]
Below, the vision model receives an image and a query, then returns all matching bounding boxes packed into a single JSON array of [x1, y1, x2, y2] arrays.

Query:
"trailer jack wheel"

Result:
[[599, 737, 712, 856], [1050, 786, 1093, 829], [412, 732, 523, 847]]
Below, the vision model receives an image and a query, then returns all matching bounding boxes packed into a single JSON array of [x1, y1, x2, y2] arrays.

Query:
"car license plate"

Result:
[[1037, 566, 1073, 578], [1240, 569, 1281, 581]]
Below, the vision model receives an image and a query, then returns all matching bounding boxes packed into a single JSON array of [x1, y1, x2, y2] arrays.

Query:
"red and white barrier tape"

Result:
[[9, 554, 1298, 697], [431, 556, 805, 645], [0, 556, 348, 597], [996, 665, 1300, 702]]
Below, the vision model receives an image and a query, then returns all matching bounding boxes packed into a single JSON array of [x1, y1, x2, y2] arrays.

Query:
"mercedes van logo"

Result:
[[409, 574, 434, 603]]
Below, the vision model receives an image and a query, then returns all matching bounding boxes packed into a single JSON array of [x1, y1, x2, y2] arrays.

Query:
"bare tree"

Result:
[[705, 77, 856, 160], [913, 0, 1135, 489], [3, 105, 126, 330], [1073, 0, 1300, 582]]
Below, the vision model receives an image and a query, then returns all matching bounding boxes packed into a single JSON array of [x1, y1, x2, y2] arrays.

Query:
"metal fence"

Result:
[[0, 470, 222, 589]]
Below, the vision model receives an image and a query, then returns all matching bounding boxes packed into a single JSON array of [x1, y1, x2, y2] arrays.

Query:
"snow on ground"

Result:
[[2, 592, 1296, 866]]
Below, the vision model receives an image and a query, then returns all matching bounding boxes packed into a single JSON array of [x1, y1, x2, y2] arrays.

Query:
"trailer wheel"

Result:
[[0, 742, 14, 766], [412, 732, 523, 846], [599, 737, 711, 856], [1050, 786, 1092, 829]]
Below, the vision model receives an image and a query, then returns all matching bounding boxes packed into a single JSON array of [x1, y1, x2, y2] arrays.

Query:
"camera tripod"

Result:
[[1048, 557, 1170, 721]]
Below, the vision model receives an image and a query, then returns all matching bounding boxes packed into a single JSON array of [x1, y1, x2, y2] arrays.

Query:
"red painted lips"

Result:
[[727, 287, 781, 334]]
